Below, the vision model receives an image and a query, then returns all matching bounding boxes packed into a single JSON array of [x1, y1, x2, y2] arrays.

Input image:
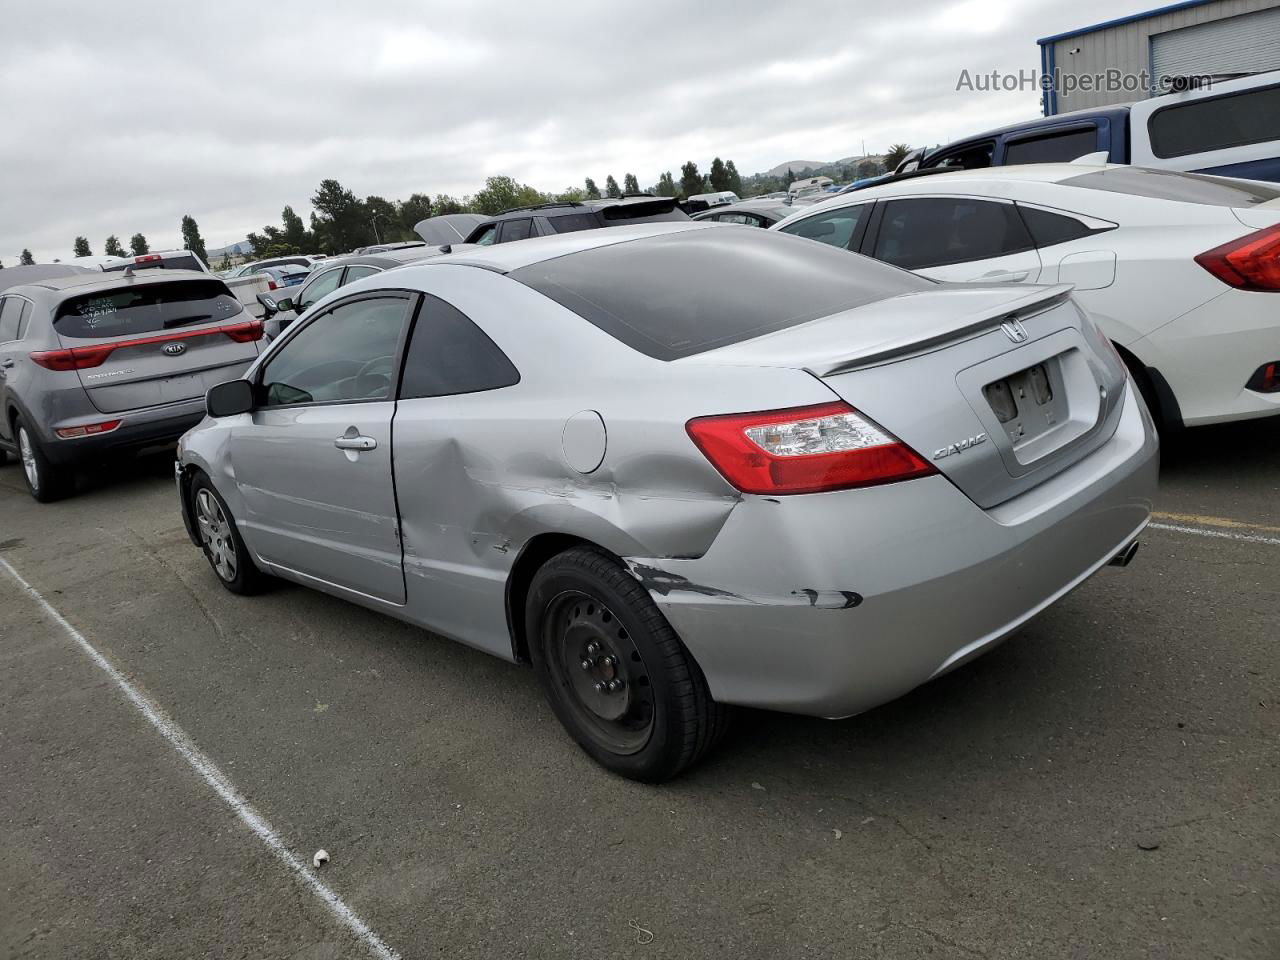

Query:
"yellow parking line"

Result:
[[1152, 511, 1280, 535]]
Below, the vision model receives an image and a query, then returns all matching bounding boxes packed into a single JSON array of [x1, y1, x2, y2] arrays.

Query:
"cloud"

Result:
[[0, 0, 1150, 263]]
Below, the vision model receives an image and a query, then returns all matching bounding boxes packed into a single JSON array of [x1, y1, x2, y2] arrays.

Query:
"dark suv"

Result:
[[464, 196, 688, 245]]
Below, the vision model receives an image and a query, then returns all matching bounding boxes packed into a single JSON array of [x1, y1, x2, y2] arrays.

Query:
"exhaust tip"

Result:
[[1109, 540, 1140, 568]]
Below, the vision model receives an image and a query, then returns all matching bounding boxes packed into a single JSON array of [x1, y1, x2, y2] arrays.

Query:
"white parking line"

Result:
[[0, 556, 401, 960], [1148, 522, 1280, 546]]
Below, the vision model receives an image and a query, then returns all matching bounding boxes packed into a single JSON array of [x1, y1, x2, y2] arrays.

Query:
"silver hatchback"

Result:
[[0, 270, 263, 500], [177, 223, 1158, 781]]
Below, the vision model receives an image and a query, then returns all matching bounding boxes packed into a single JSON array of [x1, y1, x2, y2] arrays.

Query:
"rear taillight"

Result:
[[267, 280, 278, 290], [135, 254, 161, 263], [1195, 224, 1280, 291], [30, 320, 264, 370], [686, 401, 936, 495], [1246, 361, 1280, 393], [56, 419, 122, 439]]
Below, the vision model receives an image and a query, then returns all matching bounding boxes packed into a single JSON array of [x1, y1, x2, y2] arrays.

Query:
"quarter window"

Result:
[[261, 296, 410, 407], [399, 295, 519, 399], [779, 206, 868, 250], [1017, 206, 1098, 247], [0, 298, 19, 341], [472, 225, 498, 246], [1003, 127, 1098, 165], [872, 198, 1034, 269], [344, 265, 380, 283], [498, 219, 533, 243]]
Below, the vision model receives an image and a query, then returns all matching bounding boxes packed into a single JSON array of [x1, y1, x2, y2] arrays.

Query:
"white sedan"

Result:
[[773, 164, 1280, 428]]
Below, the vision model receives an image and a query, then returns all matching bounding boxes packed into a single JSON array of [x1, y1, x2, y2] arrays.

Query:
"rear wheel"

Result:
[[191, 474, 266, 594], [14, 416, 73, 503], [527, 546, 730, 782]]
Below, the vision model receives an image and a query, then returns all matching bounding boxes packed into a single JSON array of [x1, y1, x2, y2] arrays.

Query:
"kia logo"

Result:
[[162, 342, 187, 356]]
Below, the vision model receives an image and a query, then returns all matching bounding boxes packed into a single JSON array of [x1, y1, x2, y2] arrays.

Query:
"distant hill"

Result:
[[206, 240, 254, 259], [763, 160, 831, 178]]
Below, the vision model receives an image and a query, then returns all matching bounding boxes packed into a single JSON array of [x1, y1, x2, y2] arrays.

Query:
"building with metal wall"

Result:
[[1038, 0, 1280, 115]]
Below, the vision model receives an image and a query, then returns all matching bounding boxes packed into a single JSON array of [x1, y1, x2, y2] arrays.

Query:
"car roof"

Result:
[[692, 200, 793, 220], [0, 264, 96, 293], [479, 195, 676, 223], [15, 268, 216, 295], [415, 221, 713, 274]]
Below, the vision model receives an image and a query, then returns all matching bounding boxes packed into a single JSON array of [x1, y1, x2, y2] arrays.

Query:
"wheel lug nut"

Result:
[[594, 681, 607, 693], [580, 659, 593, 671], [608, 679, 624, 692], [586, 642, 600, 655]]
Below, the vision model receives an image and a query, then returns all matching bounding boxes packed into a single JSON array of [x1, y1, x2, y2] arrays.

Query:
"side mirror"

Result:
[[274, 296, 295, 313], [206, 379, 255, 418]]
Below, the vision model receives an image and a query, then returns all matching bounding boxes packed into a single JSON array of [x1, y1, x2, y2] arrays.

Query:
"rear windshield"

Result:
[[511, 228, 931, 361], [1148, 84, 1280, 159], [1061, 167, 1280, 207], [600, 200, 688, 223], [54, 280, 244, 339], [102, 253, 206, 273], [549, 212, 601, 234]]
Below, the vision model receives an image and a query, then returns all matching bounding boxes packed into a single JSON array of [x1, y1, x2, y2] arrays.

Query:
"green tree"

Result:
[[708, 157, 729, 192], [218, 251, 233, 272], [20, 248, 35, 265], [433, 194, 468, 215], [104, 235, 126, 258], [884, 144, 913, 170], [281, 205, 310, 251], [73, 236, 91, 257], [398, 193, 433, 237], [655, 171, 676, 197], [679, 161, 702, 198], [470, 176, 547, 216], [365, 195, 400, 243], [856, 159, 882, 179], [724, 160, 742, 195], [785, 167, 795, 186], [604, 175, 621, 198], [180, 215, 208, 264], [310, 179, 374, 253], [555, 187, 586, 202], [583, 177, 601, 199], [622, 173, 640, 194], [130, 233, 149, 256]]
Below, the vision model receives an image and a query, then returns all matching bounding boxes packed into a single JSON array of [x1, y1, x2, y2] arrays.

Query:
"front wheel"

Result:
[[190, 474, 267, 594], [527, 546, 730, 782]]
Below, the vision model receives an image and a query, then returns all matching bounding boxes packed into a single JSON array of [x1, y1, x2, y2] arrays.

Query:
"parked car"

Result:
[[101, 249, 210, 274], [255, 264, 310, 289], [0, 264, 95, 293], [896, 70, 1280, 183], [691, 199, 796, 228], [224, 255, 321, 279], [687, 191, 740, 208], [463, 196, 688, 245], [0, 270, 263, 500], [773, 163, 1280, 429], [414, 213, 487, 245], [177, 222, 1156, 781], [255, 244, 470, 339]]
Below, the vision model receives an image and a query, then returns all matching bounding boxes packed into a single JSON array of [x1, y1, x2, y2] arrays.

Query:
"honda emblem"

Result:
[[1000, 319, 1029, 343]]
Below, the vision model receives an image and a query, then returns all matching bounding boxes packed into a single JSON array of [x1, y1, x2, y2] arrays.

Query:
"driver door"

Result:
[[229, 291, 416, 604]]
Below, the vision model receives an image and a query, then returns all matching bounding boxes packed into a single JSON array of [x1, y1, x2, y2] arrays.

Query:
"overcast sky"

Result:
[[1, 0, 1151, 263]]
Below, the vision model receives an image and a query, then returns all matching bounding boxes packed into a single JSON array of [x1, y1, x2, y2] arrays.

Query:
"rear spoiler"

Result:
[[816, 283, 1075, 377]]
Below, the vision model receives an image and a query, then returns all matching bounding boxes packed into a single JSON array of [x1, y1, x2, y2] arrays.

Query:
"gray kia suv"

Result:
[[0, 269, 263, 501]]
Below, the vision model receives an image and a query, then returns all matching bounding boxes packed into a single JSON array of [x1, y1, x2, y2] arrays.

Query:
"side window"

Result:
[[399, 294, 520, 400], [549, 213, 600, 234], [261, 296, 410, 407], [1017, 206, 1097, 247], [0, 298, 18, 342], [926, 141, 995, 170], [779, 205, 868, 250], [16, 302, 33, 340], [498, 219, 533, 243], [1004, 127, 1098, 165], [343, 265, 380, 283], [472, 225, 498, 246], [297, 267, 344, 310], [872, 198, 1033, 269]]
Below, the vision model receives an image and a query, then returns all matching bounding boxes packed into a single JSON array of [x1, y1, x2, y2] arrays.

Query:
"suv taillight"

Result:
[[1195, 224, 1280, 291], [30, 320, 264, 369], [686, 402, 936, 495]]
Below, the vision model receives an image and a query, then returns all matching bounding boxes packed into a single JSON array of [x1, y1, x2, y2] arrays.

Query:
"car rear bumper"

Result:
[[43, 399, 206, 465], [627, 382, 1158, 718]]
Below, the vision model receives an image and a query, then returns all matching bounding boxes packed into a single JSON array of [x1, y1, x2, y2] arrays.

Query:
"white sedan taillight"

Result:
[[686, 401, 936, 495]]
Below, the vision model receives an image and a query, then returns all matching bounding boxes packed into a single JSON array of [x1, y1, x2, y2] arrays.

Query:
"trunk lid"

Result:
[[692, 283, 1129, 508], [53, 277, 261, 414]]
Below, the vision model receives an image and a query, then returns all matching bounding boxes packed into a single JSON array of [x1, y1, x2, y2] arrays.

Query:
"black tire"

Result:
[[14, 415, 73, 503], [526, 546, 730, 782], [190, 473, 267, 595]]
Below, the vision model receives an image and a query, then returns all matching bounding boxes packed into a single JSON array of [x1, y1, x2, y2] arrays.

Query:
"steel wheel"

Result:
[[544, 590, 656, 755], [195, 487, 238, 582], [18, 427, 38, 493]]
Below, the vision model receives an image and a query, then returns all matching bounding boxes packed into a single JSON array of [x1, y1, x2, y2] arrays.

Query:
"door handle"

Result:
[[334, 435, 377, 451], [0, 359, 14, 369]]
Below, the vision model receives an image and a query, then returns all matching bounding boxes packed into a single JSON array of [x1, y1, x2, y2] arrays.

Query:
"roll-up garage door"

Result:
[[1151, 5, 1280, 83]]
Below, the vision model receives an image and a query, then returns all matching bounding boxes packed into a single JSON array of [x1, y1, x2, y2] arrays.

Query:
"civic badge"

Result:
[[162, 342, 187, 356]]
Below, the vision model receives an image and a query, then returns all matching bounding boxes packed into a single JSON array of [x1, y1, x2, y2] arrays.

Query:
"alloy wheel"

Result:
[[545, 590, 655, 755], [18, 428, 38, 493], [195, 488, 238, 582]]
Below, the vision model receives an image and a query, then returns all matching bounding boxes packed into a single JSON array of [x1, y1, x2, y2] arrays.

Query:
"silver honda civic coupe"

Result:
[[176, 222, 1158, 781]]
